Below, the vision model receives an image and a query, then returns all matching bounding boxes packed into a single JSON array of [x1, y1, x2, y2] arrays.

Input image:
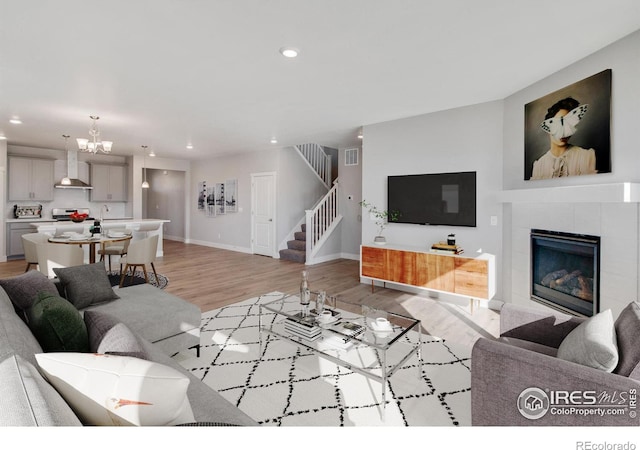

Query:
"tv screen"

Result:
[[387, 171, 476, 227]]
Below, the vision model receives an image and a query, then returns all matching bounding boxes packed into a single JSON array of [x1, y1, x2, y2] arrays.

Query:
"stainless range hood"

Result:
[[54, 149, 93, 189]]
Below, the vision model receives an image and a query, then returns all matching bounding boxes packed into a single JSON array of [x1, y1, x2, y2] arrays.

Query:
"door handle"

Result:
[[269, 219, 273, 222]]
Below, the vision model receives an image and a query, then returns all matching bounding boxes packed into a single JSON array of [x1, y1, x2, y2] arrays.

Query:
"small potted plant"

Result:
[[360, 200, 400, 244]]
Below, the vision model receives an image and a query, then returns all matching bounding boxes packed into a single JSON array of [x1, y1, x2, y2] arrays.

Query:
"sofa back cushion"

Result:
[[613, 302, 640, 379], [0, 287, 43, 366], [0, 354, 81, 426], [0, 270, 59, 319]]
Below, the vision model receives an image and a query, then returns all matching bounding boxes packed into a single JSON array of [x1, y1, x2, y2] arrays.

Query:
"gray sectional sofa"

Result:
[[471, 302, 640, 426], [0, 266, 257, 426]]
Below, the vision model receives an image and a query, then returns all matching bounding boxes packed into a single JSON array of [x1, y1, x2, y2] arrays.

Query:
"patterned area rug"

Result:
[[107, 270, 169, 289], [173, 292, 472, 426]]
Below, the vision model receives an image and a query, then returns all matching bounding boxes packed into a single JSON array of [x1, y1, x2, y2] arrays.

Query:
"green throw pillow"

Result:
[[26, 292, 89, 353]]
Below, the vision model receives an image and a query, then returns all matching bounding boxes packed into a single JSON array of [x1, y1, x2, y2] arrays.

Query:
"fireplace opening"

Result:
[[530, 229, 600, 317]]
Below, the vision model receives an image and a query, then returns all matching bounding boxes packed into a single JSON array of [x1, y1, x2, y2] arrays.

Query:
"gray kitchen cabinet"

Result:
[[90, 163, 127, 202], [8, 156, 55, 201], [7, 222, 34, 258]]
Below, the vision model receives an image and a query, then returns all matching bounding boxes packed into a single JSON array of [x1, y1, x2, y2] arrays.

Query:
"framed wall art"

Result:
[[524, 69, 611, 181], [225, 179, 237, 213]]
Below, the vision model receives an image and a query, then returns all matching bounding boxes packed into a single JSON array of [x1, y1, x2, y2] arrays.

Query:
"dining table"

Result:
[[47, 233, 133, 264]]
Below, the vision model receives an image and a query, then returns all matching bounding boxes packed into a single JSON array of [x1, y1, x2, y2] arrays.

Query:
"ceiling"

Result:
[[1, 1, 639, 161]]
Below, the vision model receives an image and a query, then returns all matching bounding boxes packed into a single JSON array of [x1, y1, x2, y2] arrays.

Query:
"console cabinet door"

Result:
[[454, 258, 489, 298], [415, 253, 455, 292], [385, 249, 416, 285], [361, 246, 386, 279]]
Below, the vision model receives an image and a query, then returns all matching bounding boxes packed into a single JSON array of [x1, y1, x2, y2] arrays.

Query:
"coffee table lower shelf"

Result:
[[259, 301, 422, 420]]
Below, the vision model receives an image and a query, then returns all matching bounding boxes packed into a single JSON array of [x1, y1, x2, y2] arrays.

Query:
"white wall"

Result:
[[501, 30, 640, 318], [339, 147, 363, 259], [189, 147, 326, 254], [362, 101, 505, 299]]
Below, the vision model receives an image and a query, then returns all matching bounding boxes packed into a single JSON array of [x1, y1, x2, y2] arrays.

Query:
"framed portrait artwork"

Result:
[[524, 69, 611, 181]]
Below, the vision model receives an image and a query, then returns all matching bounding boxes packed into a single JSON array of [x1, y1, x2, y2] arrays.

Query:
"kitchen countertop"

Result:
[[27, 218, 167, 227]]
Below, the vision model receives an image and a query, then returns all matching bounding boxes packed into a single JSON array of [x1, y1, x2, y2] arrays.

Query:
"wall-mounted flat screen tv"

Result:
[[387, 171, 476, 227]]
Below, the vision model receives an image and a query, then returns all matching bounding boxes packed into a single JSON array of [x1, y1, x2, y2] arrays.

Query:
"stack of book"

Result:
[[284, 313, 322, 341], [431, 242, 464, 255], [323, 321, 365, 350]]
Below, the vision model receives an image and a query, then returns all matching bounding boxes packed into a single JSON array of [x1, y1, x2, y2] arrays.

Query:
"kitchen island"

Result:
[[29, 219, 170, 262]]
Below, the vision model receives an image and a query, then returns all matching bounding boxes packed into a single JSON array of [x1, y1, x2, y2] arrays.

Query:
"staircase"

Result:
[[279, 144, 342, 265], [279, 224, 307, 263]]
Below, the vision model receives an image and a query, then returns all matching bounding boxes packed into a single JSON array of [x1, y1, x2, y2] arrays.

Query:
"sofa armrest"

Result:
[[500, 303, 585, 348], [471, 338, 640, 426]]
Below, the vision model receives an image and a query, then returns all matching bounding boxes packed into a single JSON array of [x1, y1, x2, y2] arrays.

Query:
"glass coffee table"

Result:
[[258, 293, 423, 419]]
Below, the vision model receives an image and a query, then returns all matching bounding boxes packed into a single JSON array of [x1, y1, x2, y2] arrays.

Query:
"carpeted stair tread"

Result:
[[279, 249, 306, 263], [286, 239, 306, 251], [294, 231, 306, 241]]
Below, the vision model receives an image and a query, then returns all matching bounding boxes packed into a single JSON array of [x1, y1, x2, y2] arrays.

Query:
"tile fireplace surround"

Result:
[[503, 183, 640, 319]]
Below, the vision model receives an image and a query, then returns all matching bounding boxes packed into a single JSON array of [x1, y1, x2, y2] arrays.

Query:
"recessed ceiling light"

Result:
[[0, 136, 6, 140], [186, 144, 193, 150], [279, 47, 299, 58], [149, 150, 156, 157], [357, 132, 363, 139], [9, 118, 22, 125], [270, 138, 278, 144]]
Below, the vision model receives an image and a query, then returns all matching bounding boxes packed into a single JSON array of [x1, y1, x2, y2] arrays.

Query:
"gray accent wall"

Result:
[[362, 101, 505, 300]]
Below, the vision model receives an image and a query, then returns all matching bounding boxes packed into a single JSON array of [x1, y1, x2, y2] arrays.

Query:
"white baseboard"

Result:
[[185, 238, 253, 254]]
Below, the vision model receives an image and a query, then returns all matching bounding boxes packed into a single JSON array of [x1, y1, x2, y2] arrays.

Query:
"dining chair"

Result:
[[36, 243, 84, 278], [119, 234, 159, 288], [21, 233, 50, 272], [98, 229, 132, 272], [133, 222, 160, 239]]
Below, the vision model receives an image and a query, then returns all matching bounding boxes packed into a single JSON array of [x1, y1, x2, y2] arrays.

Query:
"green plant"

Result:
[[360, 200, 400, 236]]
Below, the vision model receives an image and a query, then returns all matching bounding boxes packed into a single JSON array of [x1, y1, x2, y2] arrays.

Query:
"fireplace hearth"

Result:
[[530, 229, 600, 317]]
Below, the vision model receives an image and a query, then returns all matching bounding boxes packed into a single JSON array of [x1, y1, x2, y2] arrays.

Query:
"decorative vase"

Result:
[[374, 236, 386, 245]]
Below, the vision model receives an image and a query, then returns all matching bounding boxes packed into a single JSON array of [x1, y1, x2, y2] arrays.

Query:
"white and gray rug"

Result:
[[173, 292, 472, 426]]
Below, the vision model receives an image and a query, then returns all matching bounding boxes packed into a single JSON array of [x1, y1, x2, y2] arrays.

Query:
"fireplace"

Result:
[[530, 229, 600, 317]]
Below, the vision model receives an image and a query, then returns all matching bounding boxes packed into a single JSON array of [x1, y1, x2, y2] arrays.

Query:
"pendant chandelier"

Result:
[[76, 115, 112, 154]]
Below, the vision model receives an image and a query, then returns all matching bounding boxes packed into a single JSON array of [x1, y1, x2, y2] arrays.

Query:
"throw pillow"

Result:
[[35, 353, 195, 426], [84, 310, 149, 360], [557, 309, 619, 372], [613, 302, 640, 379], [25, 291, 89, 353], [53, 263, 119, 309], [0, 270, 59, 314]]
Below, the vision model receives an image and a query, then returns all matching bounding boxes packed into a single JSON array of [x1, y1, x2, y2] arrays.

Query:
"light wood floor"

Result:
[[0, 240, 500, 350]]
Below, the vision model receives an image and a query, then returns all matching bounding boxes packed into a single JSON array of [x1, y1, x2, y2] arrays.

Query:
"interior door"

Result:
[[251, 172, 276, 257]]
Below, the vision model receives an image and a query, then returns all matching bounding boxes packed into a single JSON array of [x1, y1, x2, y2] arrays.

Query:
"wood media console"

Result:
[[360, 244, 496, 313]]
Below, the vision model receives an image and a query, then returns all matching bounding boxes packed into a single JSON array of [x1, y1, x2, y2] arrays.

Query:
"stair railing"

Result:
[[305, 180, 339, 259], [295, 143, 332, 188]]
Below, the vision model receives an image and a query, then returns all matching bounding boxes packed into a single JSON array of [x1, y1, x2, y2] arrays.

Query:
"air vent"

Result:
[[345, 148, 359, 166]]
